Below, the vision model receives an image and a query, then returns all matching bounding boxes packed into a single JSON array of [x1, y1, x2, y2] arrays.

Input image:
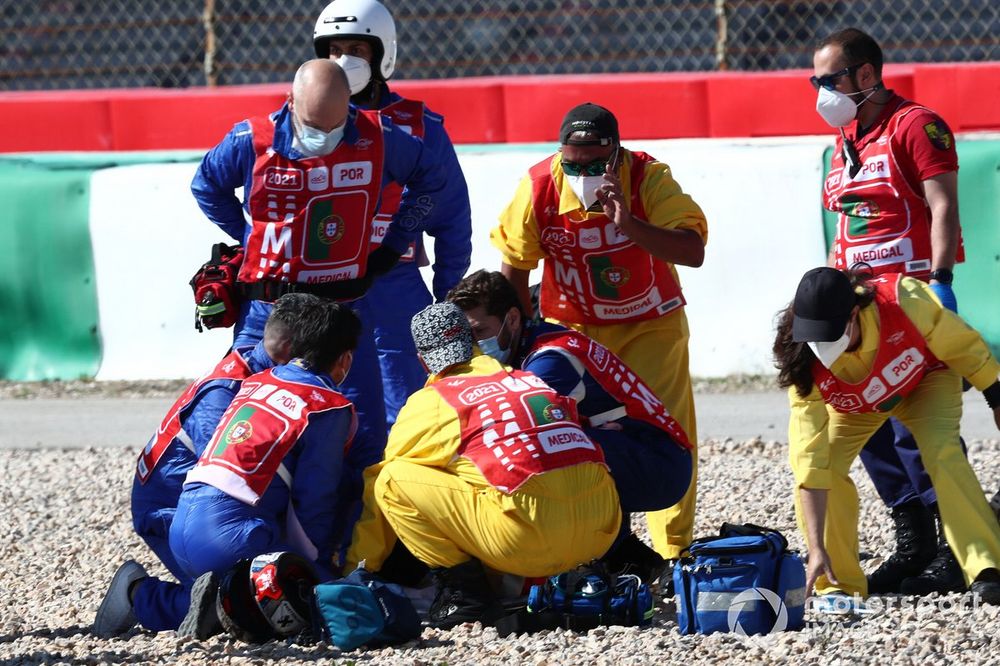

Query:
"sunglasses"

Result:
[[809, 63, 864, 91], [561, 146, 619, 177]]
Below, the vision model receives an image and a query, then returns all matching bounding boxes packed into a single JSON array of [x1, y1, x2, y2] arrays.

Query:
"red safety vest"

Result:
[[186, 369, 354, 505], [813, 274, 943, 414], [370, 98, 426, 262], [432, 368, 606, 494], [240, 112, 386, 286], [530, 151, 686, 324], [523, 330, 692, 450], [823, 99, 964, 280], [136, 350, 252, 483]]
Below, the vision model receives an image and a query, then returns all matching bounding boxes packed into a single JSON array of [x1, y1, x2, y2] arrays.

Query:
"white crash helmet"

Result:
[[313, 0, 398, 81]]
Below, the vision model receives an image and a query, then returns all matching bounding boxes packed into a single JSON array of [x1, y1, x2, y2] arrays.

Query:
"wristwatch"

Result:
[[929, 268, 954, 285]]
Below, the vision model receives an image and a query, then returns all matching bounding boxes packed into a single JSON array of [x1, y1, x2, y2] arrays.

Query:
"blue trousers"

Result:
[[131, 484, 294, 632], [587, 420, 693, 542], [363, 261, 433, 427], [860, 417, 967, 508], [130, 444, 197, 583], [130, 447, 197, 632]]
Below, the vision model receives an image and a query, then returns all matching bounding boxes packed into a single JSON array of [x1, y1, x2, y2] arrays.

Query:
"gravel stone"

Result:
[[2, 423, 999, 663]]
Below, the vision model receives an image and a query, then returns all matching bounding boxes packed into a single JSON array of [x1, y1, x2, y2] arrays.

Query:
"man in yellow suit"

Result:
[[491, 103, 707, 564], [346, 302, 621, 629]]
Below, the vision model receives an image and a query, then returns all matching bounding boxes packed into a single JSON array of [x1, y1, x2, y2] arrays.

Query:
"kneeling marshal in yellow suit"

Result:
[[347, 302, 621, 629]]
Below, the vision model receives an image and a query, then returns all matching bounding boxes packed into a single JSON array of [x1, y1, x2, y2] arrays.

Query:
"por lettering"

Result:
[[892, 355, 916, 377], [340, 167, 365, 181]]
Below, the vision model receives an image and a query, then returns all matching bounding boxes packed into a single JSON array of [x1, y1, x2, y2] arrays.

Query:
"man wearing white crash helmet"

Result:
[[312, 0, 472, 552], [813, 28, 973, 598]]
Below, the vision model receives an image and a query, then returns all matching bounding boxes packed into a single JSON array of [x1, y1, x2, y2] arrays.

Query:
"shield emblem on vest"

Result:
[[227, 420, 254, 445], [318, 215, 345, 245], [600, 266, 630, 288]]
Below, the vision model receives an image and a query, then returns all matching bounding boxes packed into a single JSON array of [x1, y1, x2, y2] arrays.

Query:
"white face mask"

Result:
[[807, 321, 853, 368], [335, 54, 372, 96], [815, 86, 880, 128], [292, 114, 345, 157], [566, 174, 604, 210]]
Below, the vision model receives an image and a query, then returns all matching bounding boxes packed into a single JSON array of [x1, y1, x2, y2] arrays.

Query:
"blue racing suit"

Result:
[[129, 342, 274, 632], [190, 102, 447, 562], [515, 321, 693, 532], [137, 362, 352, 631]]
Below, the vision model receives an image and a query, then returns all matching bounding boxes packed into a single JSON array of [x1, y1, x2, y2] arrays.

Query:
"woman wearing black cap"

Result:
[[773, 265, 1000, 606]]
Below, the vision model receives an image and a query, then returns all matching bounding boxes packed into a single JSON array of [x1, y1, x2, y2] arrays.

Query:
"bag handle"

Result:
[[718, 522, 789, 552]]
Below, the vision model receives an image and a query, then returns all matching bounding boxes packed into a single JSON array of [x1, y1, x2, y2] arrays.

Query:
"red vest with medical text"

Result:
[[369, 98, 426, 262], [240, 111, 386, 287], [823, 100, 964, 280], [136, 350, 252, 483], [524, 330, 693, 450], [530, 151, 685, 324], [186, 369, 354, 505], [812, 274, 943, 414], [432, 368, 606, 494]]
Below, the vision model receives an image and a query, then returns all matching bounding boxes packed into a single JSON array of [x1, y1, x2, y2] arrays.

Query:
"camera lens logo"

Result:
[[727, 588, 788, 642]]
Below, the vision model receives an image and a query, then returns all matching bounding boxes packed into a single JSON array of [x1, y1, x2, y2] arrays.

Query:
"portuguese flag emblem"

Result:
[[306, 199, 345, 261], [526, 394, 566, 424], [214, 405, 257, 456], [588, 255, 631, 299]]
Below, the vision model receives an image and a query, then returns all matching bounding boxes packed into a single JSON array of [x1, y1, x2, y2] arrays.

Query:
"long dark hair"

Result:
[[773, 265, 877, 397]]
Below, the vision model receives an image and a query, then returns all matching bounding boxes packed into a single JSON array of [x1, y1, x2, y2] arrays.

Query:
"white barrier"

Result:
[[90, 138, 831, 380]]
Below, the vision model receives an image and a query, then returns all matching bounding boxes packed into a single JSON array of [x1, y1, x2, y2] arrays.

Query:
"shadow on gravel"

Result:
[[0, 625, 92, 643]]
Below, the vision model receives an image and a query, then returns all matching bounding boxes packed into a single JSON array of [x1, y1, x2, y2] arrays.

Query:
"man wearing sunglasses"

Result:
[[490, 102, 708, 568], [813, 28, 970, 597]]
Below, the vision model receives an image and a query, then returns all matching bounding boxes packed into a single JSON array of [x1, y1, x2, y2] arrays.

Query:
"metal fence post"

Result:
[[203, 0, 217, 86], [715, 0, 729, 71]]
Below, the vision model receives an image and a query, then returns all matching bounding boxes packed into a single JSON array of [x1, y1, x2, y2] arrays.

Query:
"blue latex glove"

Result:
[[930, 281, 958, 313]]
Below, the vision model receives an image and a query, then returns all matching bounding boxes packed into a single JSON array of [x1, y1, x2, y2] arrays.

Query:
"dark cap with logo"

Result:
[[791, 267, 856, 342], [411, 302, 474, 375], [559, 103, 619, 146]]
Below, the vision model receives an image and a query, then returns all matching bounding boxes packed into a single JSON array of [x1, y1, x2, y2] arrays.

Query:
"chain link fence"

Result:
[[2, 0, 997, 90]]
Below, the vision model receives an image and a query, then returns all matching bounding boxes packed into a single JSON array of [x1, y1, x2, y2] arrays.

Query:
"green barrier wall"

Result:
[[822, 140, 1000, 357], [0, 152, 201, 381]]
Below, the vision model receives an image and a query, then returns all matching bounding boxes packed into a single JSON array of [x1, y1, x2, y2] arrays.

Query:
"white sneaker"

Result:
[[93, 560, 148, 638], [811, 592, 874, 616]]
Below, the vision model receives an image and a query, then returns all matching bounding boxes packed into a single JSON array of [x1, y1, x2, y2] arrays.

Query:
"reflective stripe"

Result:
[[276, 463, 293, 488], [176, 428, 196, 454], [696, 591, 759, 612], [784, 586, 807, 608], [589, 405, 627, 427]]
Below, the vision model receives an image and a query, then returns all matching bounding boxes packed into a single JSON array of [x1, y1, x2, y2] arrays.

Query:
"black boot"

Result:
[[899, 505, 967, 596], [600, 532, 666, 585], [970, 568, 1000, 605], [428, 559, 504, 630], [866, 499, 936, 594]]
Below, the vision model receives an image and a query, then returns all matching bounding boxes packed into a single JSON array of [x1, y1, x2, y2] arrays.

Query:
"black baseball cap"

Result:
[[559, 103, 619, 146], [791, 267, 855, 342]]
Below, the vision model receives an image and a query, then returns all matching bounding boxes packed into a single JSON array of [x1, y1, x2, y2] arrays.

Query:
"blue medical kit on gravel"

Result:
[[674, 523, 806, 635]]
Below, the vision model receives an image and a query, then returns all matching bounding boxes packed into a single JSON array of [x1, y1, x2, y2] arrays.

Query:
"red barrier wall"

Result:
[[1, 62, 996, 151]]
